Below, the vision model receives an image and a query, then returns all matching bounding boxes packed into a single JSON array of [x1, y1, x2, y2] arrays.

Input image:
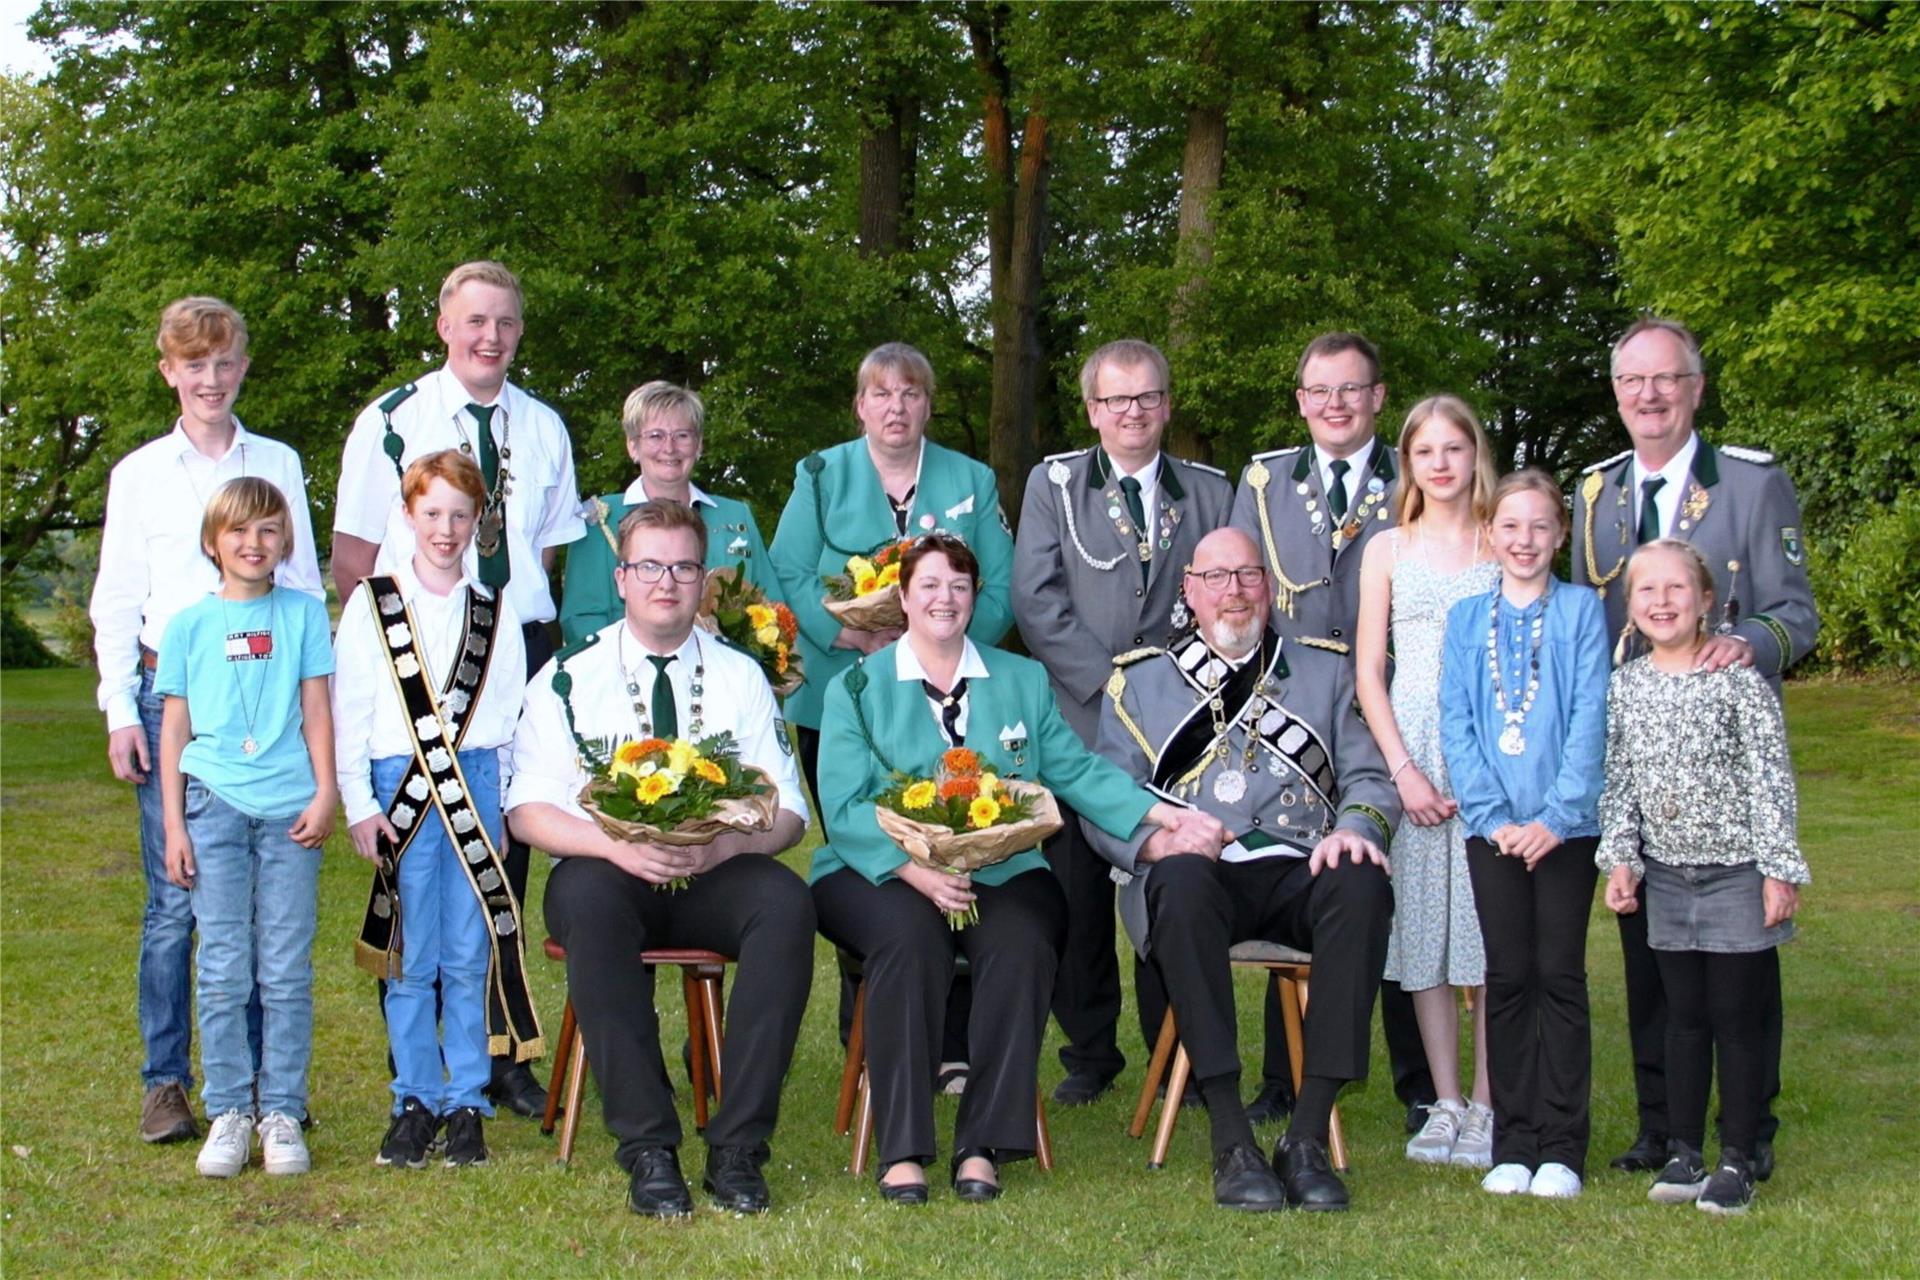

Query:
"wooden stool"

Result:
[[833, 951, 1053, 1176], [539, 937, 732, 1166], [1127, 940, 1348, 1171]]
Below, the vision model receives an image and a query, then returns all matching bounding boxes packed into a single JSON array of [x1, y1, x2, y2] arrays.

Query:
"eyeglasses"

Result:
[[617, 559, 703, 583], [637, 429, 699, 448], [1092, 389, 1167, 414], [1299, 382, 1378, 408], [1184, 565, 1267, 590], [1611, 372, 1699, 396]]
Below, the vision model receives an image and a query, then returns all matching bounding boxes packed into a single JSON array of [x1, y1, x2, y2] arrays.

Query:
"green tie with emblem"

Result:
[[1119, 476, 1149, 582], [467, 403, 509, 590]]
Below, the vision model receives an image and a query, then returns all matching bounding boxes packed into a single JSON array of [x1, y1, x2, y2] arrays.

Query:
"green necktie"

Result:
[[1638, 476, 1667, 545], [468, 403, 499, 490], [467, 403, 509, 590], [648, 655, 678, 739], [1119, 475, 1149, 581], [1327, 458, 1351, 520]]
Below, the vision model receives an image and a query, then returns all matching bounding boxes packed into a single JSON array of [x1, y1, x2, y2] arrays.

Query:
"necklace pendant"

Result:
[[1213, 769, 1247, 804], [241, 735, 258, 756], [1497, 724, 1526, 756]]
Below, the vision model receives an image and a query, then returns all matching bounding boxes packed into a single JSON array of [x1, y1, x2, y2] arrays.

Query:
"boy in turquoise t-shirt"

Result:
[[157, 477, 337, 1179]]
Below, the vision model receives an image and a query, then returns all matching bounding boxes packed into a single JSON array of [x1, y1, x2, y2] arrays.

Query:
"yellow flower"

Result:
[[746, 603, 775, 630], [755, 623, 780, 646], [968, 796, 1002, 829], [979, 772, 999, 796], [902, 780, 937, 811], [693, 758, 726, 785], [667, 739, 698, 776], [854, 571, 879, 596], [846, 555, 875, 580], [876, 563, 901, 588], [634, 773, 676, 805]]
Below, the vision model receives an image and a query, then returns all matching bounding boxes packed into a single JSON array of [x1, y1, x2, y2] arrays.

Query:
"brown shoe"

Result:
[[140, 1082, 199, 1144]]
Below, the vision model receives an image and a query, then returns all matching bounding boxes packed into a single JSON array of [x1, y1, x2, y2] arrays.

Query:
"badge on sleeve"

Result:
[[775, 717, 794, 755], [1780, 527, 1804, 566]]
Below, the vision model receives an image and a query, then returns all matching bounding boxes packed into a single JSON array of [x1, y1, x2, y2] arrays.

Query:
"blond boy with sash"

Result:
[[332, 450, 540, 1169]]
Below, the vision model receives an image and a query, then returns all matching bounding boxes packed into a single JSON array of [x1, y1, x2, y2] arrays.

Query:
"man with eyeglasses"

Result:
[[1228, 330, 1437, 1138], [333, 260, 585, 1119], [1083, 528, 1398, 1212], [1572, 315, 1816, 1182], [507, 500, 814, 1217], [1012, 339, 1233, 1109]]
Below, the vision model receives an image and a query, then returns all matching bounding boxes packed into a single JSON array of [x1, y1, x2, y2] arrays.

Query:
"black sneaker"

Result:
[[376, 1096, 439, 1170], [1697, 1152, 1756, 1215], [443, 1106, 488, 1168], [1647, 1142, 1708, 1203]]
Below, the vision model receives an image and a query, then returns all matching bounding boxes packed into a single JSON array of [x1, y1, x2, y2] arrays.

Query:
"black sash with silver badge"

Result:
[[352, 575, 544, 1062], [1149, 634, 1337, 813]]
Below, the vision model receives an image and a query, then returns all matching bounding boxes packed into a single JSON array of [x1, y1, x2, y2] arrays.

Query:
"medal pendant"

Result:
[[1497, 725, 1526, 756], [1213, 769, 1248, 804], [475, 505, 505, 556], [241, 736, 258, 756]]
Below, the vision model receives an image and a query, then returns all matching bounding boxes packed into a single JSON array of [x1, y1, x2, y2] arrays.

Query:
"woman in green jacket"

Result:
[[560, 380, 781, 645], [811, 533, 1218, 1204]]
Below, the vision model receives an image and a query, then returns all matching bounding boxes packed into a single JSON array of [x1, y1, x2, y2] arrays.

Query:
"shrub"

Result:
[[1811, 490, 1920, 672]]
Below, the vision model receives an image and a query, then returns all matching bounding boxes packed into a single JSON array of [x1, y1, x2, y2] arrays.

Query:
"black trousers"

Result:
[[1655, 947, 1773, 1155], [1467, 836, 1599, 1175], [543, 854, 815, 1170], [1144, 854, 1391, 1088], [1617, 882, 1781, 1140], [813, 867, 1066, 1168]]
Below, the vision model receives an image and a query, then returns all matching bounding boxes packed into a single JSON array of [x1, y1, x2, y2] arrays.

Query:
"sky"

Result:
[[1, 0, 53, 79]]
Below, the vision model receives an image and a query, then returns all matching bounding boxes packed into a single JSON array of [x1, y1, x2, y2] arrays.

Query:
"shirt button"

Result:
[[1331, 627, 1344, 639], [1321, 577, 1331, 587], [1132, 635, 1143, 646], [1251, 817, 1262, 827]]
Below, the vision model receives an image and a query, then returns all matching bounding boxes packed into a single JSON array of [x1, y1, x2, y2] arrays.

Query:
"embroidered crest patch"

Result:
[[1780, 526, 1804, 566]]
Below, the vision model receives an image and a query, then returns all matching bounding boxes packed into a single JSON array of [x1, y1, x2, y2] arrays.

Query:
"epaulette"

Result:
[[1582, 449, 1632, 476], [1174, 457, 1227, 478], [1295, 636, 1351, 656], [1112, 646, 1163, 667], [1043, 446, 1090, 462], [1251, 445, 1304, 462], [377, 383, 417, 415], [553, 631, 602, 663], [1719, 444, 1776, 465]]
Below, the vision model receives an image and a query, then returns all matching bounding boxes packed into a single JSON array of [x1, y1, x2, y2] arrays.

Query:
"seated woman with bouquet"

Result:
[[809, 533, 1223, 1204]]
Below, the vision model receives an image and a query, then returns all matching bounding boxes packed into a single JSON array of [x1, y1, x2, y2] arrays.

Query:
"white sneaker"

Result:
[[1481, 1162, 1533, 1195], [196, 1110, 254, 1178], [257, 1111, 310, 1176], [1528, 1162, 1583, 1199], [1450, 1102, 1496, 1169], [1406, 1098, 1467, 1163]]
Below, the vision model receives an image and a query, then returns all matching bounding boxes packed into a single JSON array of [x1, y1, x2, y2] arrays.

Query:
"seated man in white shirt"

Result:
[[89, 296, 325, 1145], [507, 500, 814, 1217]]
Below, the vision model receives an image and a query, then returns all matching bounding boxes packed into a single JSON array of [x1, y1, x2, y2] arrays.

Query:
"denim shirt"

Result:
[[1438, 578, 1609, 841]]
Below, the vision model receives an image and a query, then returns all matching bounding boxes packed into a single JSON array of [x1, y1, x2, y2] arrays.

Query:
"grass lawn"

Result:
[[2, 668, 1915, 1276]]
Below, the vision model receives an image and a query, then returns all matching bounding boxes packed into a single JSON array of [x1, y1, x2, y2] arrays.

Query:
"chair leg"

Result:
[[541, 997, 576, 1137], [700, 972, 726, 1106], [556, 1018, 588, 1165], [1149, 1044, 1191, 1170], [835, 982, 867, 1136], [1277, 973, 1307, 1093], [850, 1069, 874, 1176], [1129, 1007, 1178, 1140], [1034, 1091, 1054, 1172], [684, 970, 710, 1132]]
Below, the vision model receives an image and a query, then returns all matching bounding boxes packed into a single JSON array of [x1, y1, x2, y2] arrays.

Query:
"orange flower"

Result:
[[939, 776, 980, 802], [941, 747, 980, 775], [774, 603, 799, 644], [614, 740, 649, 766], [775, 645, 789, 675], [693, 758, 727, 785], [632, 738, 670, 757]]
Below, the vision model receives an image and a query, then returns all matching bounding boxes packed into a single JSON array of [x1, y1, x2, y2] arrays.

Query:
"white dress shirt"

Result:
[[1313, 438, 1378, 516], [1630, 432, 1699, 540], [331, 558, 527, 826], [622, 475, 718, 511], [1108, 452, 1162, 547], [507, 620, 809, 837], [335, 366, 585, 624], [89, 420, 325, 732], [894, 635, 992, 741]]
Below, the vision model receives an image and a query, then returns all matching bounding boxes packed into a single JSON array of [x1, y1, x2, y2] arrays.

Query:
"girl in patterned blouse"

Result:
[[1597, 539, 1810, 1216]]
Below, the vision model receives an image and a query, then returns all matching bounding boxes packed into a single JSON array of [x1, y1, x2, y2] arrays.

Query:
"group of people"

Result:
[[92, 259, 1817, 1222]]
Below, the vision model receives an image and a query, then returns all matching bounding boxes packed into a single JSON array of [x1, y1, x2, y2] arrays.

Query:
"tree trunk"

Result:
[[1168, 99, 1226, 463]]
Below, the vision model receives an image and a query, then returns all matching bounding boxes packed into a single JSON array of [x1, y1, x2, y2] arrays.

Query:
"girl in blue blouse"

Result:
[[1438, 470, 1610, 1200]]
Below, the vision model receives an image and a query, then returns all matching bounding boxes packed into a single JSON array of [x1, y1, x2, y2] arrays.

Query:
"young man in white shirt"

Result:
[[90, 297, 325, 1144]]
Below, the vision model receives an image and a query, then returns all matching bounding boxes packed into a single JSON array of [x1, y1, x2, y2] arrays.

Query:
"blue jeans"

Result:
[[184, 779, 320, 1119], [373, 751, 500, 1116]]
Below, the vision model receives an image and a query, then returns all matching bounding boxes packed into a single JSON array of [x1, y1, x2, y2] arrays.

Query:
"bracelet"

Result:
[[1389, 758, 1415, 782]]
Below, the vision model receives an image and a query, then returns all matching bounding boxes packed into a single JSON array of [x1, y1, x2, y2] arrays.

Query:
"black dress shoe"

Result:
[[1273, 1134, 1349, 1212], [702, 1143, 771, 1214], [485, 1062, 549, 1119], [1052, 1071, 1117, 1107], [1404, 1099, 1435, 1135], [626, 1146, 693, 1218], [1245, 1080, 1294, 1127], [1752, 1139, 1774, 1182], [877, 1161, 930, 1205], [1212, 1142, 1287, 1211], [1609, 1130, 1669, 1173], [950, 1148, 1002, 1203]]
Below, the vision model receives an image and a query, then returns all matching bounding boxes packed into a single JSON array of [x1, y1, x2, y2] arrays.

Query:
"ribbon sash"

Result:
[[1148, 638, 1337, 814]]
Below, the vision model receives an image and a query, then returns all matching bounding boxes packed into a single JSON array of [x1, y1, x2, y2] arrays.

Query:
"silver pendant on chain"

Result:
[[1213, 769, 1247, 804], [241, 736, 258, 756], [1497, 724, 1526, 756]]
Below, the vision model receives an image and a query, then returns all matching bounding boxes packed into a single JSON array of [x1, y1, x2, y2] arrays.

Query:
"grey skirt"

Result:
[[1643, 858, 1794, 953]]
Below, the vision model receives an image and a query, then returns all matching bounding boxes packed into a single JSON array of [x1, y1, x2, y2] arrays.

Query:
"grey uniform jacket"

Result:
[[1571, 437, 1817, 688], [1082, 630, 1400, 957], [1228, 442, 1398, 647], [1013, 447, 1233, 746]]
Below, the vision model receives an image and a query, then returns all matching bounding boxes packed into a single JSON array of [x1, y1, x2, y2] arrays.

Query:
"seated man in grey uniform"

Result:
[[1084, 528, 1399, 1213]]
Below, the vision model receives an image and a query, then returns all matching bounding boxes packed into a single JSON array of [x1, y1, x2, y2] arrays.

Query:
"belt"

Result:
[[141, 647, 159, 670]]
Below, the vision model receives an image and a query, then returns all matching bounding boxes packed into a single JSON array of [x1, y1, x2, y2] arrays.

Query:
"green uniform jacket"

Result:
[[559, 481, 782, 647], [770, 438, 1015, 728], [807, 640, 1157, 888]]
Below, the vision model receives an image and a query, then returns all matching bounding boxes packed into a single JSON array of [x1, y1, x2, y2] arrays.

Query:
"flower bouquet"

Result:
[[698, 565, 804, 697], [871, 747, 1063, 927], [822, 539, 913, 633], [578, 732, 777, 889]]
